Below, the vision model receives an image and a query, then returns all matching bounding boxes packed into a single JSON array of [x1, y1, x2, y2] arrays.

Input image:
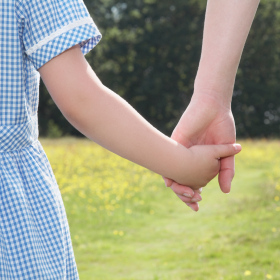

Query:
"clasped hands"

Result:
[[164, 91, 238, 211]]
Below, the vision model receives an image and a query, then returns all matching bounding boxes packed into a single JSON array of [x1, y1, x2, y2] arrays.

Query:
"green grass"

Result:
[[41, 139, 280, 280]]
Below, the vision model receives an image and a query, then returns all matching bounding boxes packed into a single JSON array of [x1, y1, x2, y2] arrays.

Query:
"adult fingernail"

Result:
[[187, 203, 197, 211], [191, 196, 202, 203], [226, 185, 231, 193], [183, 193, 192, 198], [233, 144, 242, 151]]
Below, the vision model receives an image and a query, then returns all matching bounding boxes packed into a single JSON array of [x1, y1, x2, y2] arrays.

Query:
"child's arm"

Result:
[[39, 45, 241, 189]]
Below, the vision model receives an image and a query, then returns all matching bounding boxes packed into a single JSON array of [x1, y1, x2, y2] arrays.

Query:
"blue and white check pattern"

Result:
[[0, 0, 101, 278]]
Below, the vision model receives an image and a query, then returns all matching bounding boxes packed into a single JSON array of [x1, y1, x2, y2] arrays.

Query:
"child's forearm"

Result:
[[194, 0, 260, 104], [39, 46, 191, 184], [67, 82, 191, 182]]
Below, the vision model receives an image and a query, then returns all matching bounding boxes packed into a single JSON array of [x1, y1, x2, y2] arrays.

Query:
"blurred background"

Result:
[[39, 0, 280, 139]]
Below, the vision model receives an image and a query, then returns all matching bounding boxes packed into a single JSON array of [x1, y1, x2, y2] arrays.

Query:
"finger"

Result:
[[162, 176, 173, 187], [186, 202, 199, 212], [194, 188, 203, 194], [176, 195, 196, 204], [218, 156, 235, 193], [176, 192, 202, 203], [170, 182, 195, 198], [192, 192, 202, 202], [214, 143, 242, 159]]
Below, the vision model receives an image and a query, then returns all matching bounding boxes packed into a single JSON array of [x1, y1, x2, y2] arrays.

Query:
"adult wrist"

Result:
[[193, 64, 236, 107], [193, 76, 233, 110], [191, 87, 232, 112]]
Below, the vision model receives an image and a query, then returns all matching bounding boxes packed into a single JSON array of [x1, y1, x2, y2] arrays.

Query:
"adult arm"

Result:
[[195, 0, 260, 101], [168, 0, 260, 201]]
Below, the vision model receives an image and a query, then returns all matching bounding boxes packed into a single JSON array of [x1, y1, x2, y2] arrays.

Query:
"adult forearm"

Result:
[[194, 0, 260, 104]]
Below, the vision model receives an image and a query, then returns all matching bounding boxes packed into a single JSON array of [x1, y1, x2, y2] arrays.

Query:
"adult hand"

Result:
[[166, 181, 202, 212], [164, 90, 236, 211], [170, 91, 236, 189], [164, 0, 258, 210]]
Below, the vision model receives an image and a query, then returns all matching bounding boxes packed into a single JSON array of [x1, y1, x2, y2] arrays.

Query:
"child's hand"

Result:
[[169, 143, 242, 190]]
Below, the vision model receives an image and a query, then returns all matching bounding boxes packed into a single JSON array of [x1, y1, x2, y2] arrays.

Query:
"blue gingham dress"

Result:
[[0, 0, 101, 279]]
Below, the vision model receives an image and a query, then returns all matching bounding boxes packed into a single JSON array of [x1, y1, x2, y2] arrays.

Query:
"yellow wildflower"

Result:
[[244, 270, 251, 276]]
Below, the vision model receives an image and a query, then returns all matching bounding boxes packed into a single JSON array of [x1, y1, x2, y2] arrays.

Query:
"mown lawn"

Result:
[[41, 138, 280, 280]]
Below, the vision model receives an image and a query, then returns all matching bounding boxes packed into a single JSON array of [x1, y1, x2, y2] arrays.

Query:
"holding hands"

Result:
[[165, 91, 237, 211], [164, 0, 260, 211], [40, 0, 260, 214]]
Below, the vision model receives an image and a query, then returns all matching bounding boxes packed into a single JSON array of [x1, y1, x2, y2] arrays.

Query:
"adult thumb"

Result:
[[215, 144, 242, 159]]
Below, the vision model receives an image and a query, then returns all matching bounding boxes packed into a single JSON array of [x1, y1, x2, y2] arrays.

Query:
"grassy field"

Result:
[[41, 138, 280, 280]]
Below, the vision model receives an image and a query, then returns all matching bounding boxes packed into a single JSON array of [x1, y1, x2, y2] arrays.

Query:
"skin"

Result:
[[165, 0, 260, 211], [38, 45, 241, 205]]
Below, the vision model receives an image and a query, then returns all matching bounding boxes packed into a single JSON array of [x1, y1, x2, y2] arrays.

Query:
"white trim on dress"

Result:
[[26, 17, 94, 56]]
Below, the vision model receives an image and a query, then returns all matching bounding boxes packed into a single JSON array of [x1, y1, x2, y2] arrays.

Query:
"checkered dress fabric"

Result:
[[0, 0, 101, 279]]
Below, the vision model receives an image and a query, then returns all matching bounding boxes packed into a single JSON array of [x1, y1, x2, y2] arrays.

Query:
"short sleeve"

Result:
[[17, 0, 102, 69]]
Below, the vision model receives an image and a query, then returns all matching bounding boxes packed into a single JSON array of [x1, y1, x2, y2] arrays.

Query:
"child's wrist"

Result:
[[165, 143, 193, 186]]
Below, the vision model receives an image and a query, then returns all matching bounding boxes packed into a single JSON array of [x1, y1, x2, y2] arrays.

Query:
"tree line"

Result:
[[38, 0, 280, 138]]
